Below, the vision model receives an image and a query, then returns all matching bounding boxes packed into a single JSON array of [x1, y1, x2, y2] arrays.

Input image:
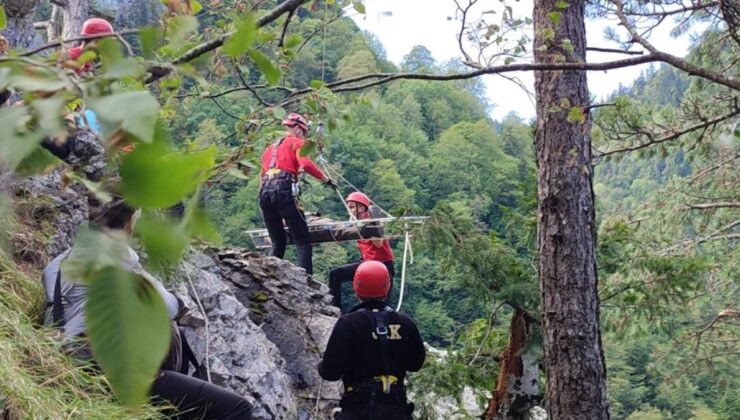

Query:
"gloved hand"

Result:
[[324, 178, 338, 190]]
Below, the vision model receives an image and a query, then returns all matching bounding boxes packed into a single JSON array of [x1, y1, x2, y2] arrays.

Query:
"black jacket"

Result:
[[318, 300, 426, 388]]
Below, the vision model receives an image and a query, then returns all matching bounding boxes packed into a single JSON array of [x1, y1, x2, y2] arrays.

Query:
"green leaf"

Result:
[[309, 80, 325, 89], [0, 107, 44, 169], [96, 38, 124, 72], [0, 6, 6, 30], [504, 57, 514, 65], [135, 212, 188, 268], [139, 27, 163, 59], [299, 140, 317, 157], [102, 59, 146, 80], [86, 266, 171, 408], [561, 38, 574, 54], [189, 0, 203, 14], [567, 106, 586, 124], [168, 15, 199, 50], [223, 17, 257, 57], [284, 34, 302, 49], [227, 167, 249, 180], [555, 0, 570, 9], [248, 49, 281, 85], [15, 147, 60, 175], [542, 27, 555, 42], [353, 1, 366, 14], [181, 192, 221, 242], [62, 229, 130, 282], [271, 106, 286, 121], [120, 142, 215, 208], [88, 91, 160, 143], [30, 96, 66, 136], [548, 11, 562, 26]]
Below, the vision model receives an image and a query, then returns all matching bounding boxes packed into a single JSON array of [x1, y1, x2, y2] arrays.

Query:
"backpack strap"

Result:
[[360, 306, 394, 375], [52, 266, 66, 327], [268, 137, 286, 170]]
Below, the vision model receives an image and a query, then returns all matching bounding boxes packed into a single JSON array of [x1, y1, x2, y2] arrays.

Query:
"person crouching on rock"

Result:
[[318, 261, 425, 419], [329, 192, 394, 311], [41, 197, 253, 419]]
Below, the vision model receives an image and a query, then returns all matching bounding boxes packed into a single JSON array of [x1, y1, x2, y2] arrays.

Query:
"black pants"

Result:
[[151, 370, 252, 419], [329, 261, 395, 309], [259, 181, 313, 274]]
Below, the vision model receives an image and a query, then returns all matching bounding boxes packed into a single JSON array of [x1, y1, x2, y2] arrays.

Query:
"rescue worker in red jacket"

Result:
[[329, 192, 394, 310], [68, 18, 114, 73], [259, 113, 336, 274], [319, 261, 425, 419]]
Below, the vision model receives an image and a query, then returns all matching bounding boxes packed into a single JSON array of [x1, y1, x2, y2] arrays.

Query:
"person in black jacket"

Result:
[[318, 261, 426, 419]]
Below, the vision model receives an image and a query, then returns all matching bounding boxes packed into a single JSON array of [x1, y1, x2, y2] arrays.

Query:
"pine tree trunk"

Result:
[[533, 0, 609, 418], [1, 0, 42, 50]]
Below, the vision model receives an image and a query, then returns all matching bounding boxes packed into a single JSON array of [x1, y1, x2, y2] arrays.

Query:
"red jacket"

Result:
[[260, 135, 326, 181], [356, 211, 394, 262], [67, 46, 93, 73]]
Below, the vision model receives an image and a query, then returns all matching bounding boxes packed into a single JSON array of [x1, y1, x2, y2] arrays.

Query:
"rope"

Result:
[[314, 378, 323, 418], [184, 264, 212, 382], [395, 229, 413, 312], [317, 156, 393, 218]]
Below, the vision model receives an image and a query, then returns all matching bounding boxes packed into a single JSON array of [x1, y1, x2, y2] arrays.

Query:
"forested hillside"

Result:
[[1, 0, 737, 418]]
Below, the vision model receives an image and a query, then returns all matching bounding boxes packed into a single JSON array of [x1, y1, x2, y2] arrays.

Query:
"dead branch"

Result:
[[686, 202, 740, 210], [612, 0, 740, 92], [689, 153, 740, 184], [20, 29, 140, 57], [587, 47, 644, 55]]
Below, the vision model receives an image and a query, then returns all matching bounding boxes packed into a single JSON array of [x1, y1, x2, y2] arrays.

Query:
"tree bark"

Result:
[[533, 0, 609, 419], [1, 0, 43, 50], [485, 309, 540, 420], [61, 0, 88, 40]]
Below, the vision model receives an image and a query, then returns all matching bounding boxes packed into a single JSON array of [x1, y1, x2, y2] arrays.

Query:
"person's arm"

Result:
[[406, 322, 426, 372], [294, 139, 327, 182], [318, 318, 353, 381]]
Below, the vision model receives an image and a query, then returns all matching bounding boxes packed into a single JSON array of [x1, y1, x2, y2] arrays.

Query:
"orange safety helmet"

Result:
[[353, 261, 391, 299]]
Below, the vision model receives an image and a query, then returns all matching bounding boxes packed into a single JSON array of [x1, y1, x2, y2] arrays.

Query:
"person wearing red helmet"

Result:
[[319, 261, 425, 419], [67, 18, 114, 70], [329, 191, 394, 310], [259, 112, 336, 274]]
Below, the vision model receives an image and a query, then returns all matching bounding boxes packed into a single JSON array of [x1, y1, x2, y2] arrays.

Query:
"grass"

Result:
[[0, 198, 163, 419]]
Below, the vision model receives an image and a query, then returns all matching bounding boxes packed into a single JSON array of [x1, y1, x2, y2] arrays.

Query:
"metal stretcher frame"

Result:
[[245, 216, 428, 249]]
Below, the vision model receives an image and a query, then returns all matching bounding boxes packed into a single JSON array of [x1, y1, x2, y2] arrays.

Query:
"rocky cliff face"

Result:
[[172, 249, 342, 419], [1, 131, 343, 419]]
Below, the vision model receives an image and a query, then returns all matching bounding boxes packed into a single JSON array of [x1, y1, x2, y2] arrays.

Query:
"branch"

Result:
[[686, 202, 740, 210], [659, 220, 740, 255], [231, 58, 273, 107], [49, 0, 68, 8], [595, 108, 740, 157], [277, 9, 295, 48], [689, 153, 739, 183], [20, 29, 140, 57], [587, 47, 644, 55], [453, 0, 479, 66], [619, 1, 719, 18], [147, 0, 311, 83], [613, 0, 740, 92]]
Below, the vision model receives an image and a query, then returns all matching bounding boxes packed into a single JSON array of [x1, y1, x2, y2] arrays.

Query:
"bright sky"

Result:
[[351, 0, 704, 121]]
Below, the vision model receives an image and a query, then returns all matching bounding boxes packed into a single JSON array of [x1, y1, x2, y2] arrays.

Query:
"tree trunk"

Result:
[[61, 0, 88, 40], [1, 0, 42, 50], [485, 309, 540, 420], [47, 5, 64, 42], [533, 0, 609, 419]]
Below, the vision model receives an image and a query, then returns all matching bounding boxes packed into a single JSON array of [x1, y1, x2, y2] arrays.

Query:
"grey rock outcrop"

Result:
[[172, 248, 342, 419]]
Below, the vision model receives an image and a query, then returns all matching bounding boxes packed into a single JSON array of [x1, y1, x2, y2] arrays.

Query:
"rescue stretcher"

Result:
[[245, 215, 428, 250]]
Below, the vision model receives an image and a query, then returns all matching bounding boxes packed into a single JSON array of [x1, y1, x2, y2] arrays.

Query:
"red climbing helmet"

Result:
[[346, 192, 371, 209], [353, 261, 390, 299], [81, 18, 114, 36], [282, 113, 309, 134]]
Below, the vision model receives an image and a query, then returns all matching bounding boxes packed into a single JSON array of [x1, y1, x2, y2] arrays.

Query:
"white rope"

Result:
[[395, 229, 412, 312], [317, 156, 393, 218], [314, 378, 323, 418], [184, 265, 212, 382]]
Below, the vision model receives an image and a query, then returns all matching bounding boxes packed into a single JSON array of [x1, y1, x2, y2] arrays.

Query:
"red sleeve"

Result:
[[293, 139, 326, 181], [259, 146, 271, 177]]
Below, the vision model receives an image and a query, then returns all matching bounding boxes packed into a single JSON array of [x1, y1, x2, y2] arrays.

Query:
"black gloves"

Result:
[[324, 179, 338, 190]]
